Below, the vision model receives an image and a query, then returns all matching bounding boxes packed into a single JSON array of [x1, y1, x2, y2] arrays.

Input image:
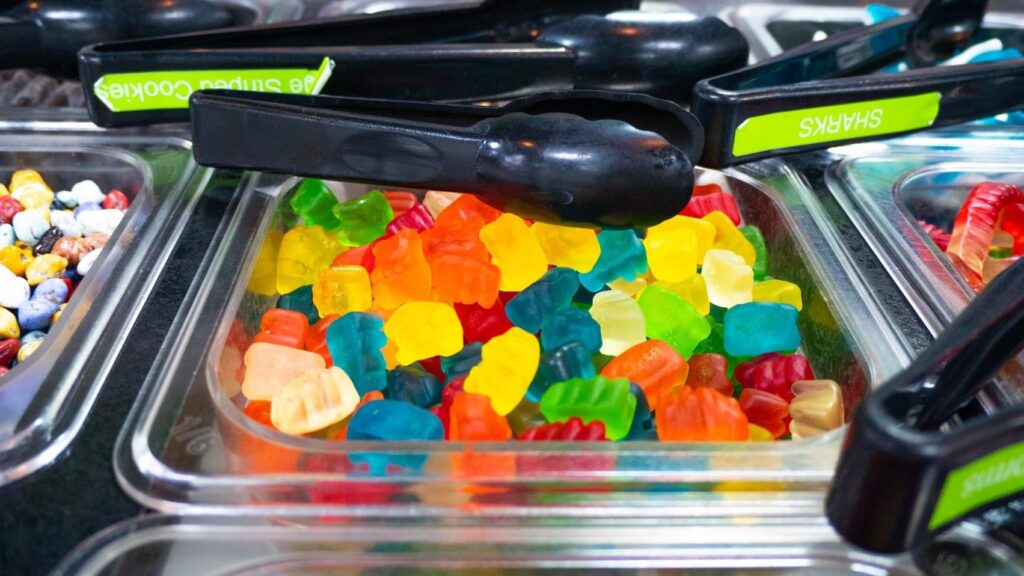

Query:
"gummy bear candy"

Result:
[[789, 379, 844, 439], [686, 353, 733, 397], [520, 416, 607, 441], [643, 219, 698, 283], [739, 226, 768, 279], [681, 192, 741, 225], [637, 285, 710, 358], [270, 366, 360, 435], [433, 194, 501, 230], [588, 289, 645, 356], [734, 353, 814, 402], [657, 386, 749, 442], [479, 213, 548, 292], [312, 265, 372, 318], [738, 388, 789, 439], [723, 302, 801, 358], [454, 302, 513, 344], [704, 211, 755, 265], [278, 285, 320, 324], [422, 191, 462, 218], [421, 218, 500, 308], [332, 189, 393, 246], [441, 342, 483, 378], [386, 204, 434, 236], [505, 267, 579, 333], [248, 228, 281, 296], [449, 391, 513, 441], [385, 363, 443, 408], [305, 314, 339, 364], [530, 222, 600, 273], [242, 342, 326, 401], [539, 375, 636, 441], [370, 228, 432, 310], [701, 249, 753, 308], [289, 178, 341, 231], [254, 308, 309, 349], [464, 327, 540, 415], [383, 191, 418, 216], [347, 399, 444, 441], [276, 225, 339, 295], [752, 279, 802, 311], [540, 306, 602, 354], [654, 274, 711, 316], [600, 339, 688, 410], [383, 301, 463, 365], [528, 341, 596, 401], [326, 312, 388, 395], [579, 230, 647, 292]]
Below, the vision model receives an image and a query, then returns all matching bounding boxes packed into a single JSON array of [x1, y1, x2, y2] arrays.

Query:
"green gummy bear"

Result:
[[539, 375, 636, 441], [637, 285, 711, 359], [289, 178, 342, 231], [332, 189, 394, 246], [739, 225, 768, 280]]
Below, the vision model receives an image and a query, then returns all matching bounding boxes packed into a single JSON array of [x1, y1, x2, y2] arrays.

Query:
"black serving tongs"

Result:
[[828, 257, 1024, 554], [190, 89, 703, 229], [78, 0, 749, 127], [692, 0, 1024, 167]]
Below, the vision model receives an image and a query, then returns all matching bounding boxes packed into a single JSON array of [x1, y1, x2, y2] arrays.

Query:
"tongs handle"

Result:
[[828, 258, 1024, 553]]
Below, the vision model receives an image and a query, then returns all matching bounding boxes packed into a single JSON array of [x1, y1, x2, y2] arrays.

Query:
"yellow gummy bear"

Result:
[[753, 279, 803, 311], [270, 366, 361, 435], [312, 265, 372, 317], [653, 274, 710, 315], [703, 211, 756, 265], [247, 228, 282, 296], [789, 379, 845, 440], [383, 301, 463, 365], [608, 276, 648, 296], [748, 424, 774, 442], [0, 308, 19, 339], [530, 222, 601, 273], [479, 214, 548, 292], [643, 224, 698, 283], [649, 216, 716, 260], [276, 225, 340, 295], [242, 342, 326, 401], [464, 327, 540, 415], [25, 254, 67, 286]]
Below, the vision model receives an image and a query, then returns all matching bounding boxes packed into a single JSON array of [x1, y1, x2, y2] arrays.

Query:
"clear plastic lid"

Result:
[[0, 128, 209, 485], [55, 514, 930, 575], [113, 159, 911, 515]]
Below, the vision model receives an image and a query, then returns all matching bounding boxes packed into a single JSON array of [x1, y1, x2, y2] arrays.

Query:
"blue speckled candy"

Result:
[[385, 364, 443, 408], [18, 299, 57, 331], [33, 278, 68, 305], [579, 230, 647, 292], [723, 302, 801, 357], [440, 342, 482, 378], [326, 312, 387, 395], [505, 267, 579, 333], [540, 307, 602, 353]]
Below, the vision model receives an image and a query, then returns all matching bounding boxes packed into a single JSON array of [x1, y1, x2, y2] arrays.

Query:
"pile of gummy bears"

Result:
[[0, 170, 126, 376], [235, 178, 845, 443]]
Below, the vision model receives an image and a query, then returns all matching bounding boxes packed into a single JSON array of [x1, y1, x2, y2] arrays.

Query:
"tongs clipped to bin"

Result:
[[692, 0, 1024, 167], [828, 257, 1024, 554], [78, 0, 749, 127], [190, 89, 703, 229]]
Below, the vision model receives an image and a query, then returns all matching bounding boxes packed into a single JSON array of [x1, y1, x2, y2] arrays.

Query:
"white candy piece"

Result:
[[50, 210, 83, 238], [77, 249, 101, 276], [0, 224, 15, 247], [55, 190, 77, 208], [76, 209, 123, 236], [12, 210, 48, 244], [0, 275, 31, 309], [70, 180, 105, 205]]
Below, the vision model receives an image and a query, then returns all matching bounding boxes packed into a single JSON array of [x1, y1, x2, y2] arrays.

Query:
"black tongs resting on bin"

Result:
[[190, 89, 703, 229], [79, 0, 748, 127], [828, 257, 1024, 554], [692, 0, 1024, 167]]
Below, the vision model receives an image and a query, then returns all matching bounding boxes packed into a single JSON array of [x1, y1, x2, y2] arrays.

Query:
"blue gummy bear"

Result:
[[440, 342, 482, 378], [625, 381, 655, 441], [347, 400, 444, 442], [526, 341, 596, 401], [505, 267, 580, 333], [580, 230, 647, 292], [723, 302, 801, 358], [539, 307, 602, 354], [17, 299, 57, 331], [326, 312, 388, 395], [385, 363, 443, 408], [277, 285, 319, 324]]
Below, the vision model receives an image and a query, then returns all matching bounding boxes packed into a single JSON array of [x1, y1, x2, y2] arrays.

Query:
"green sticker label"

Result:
[[930, 440, 1024, 530], [93, 57, 335, 113], [731, 92, 941, 158]]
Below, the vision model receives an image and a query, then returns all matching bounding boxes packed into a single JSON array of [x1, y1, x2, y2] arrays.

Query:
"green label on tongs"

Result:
[[93, 56, 335, 113], [731, 92, 941, 158], [930, 440, 1024, 530]]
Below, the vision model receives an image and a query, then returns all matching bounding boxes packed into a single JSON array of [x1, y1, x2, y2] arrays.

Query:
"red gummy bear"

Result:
[[386, 204, 434, 236], [685, 353, 733, 397], [454, 302, 513, 344], [680, 192, 741, 225], [738, 388, 790, 439], [253, 308, 309, 349], [305, 314, 340, 364], [520, 417, 607, 441], [734, 353, 814, 402], [383, 191, 418, 216]]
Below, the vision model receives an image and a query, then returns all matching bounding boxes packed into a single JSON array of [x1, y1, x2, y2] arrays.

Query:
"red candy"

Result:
[[692, 183, 724, 196], [438, 375, 466, 439], [449, 391, 512, 441], [102, 190, 130, 210], [305, 314, 339, 364], [739, 388, 790, 439], [0, 339, 20, 367], [918, 221, 951, 251], [680, 192, 741, 225], [454, 302, 513, 344], [947, 182, 1024, 288], [386, 204, 434, 236], [253, 308, 309, 349], [0, 196, 22, 224], [383, 191, 418, 216], [686, 353, 733, 397], [657, 386, 749, 442], [734, 352, 814, 402], [520, 417, 607, 441], [419, 356, 445, 381], [243, 400, 274, 427]]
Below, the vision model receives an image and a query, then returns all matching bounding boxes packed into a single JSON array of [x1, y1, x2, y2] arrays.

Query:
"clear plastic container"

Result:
[[0, 129, 209, 485], [827, 136, 1024, 408], [114, 159, 911, 515]]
